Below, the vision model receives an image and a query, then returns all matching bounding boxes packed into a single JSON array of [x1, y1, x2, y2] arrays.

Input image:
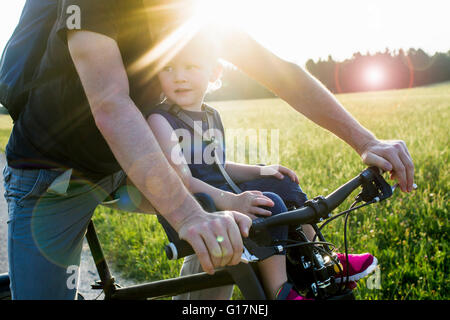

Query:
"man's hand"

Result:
[[360, 139, 414, 192], [177, 210, 252, 275]]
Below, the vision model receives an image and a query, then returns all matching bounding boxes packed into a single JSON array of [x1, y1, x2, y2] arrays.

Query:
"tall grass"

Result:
[[0, 115, 13, 152], [0, 83, 448, 299]]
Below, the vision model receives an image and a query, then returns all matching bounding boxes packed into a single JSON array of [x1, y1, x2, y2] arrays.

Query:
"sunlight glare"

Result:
[[130, 0, 262, 80], [129, 17, 202, 80], [193, 0, 267, 31], [366, 65, 385, 86]]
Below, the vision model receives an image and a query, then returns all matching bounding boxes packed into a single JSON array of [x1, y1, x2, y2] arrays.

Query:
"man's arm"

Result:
[[67, 30, 252, 273], [219, 29, 414, 192]]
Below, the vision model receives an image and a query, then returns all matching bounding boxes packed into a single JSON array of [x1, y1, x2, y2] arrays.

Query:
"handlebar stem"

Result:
[[304, 196, 329, 221]]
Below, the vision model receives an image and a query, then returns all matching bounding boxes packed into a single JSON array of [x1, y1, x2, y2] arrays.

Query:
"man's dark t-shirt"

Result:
[[6, 0, 163, 179]]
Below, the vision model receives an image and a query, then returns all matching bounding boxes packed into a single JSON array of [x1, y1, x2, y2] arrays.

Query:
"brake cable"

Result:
[[310, 181, 406, 290], [275, 240, 337, 249], [313, 199, 377, 241], [307, 198, 377, 290]]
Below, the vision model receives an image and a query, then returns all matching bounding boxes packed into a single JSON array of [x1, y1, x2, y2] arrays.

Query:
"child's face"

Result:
[[158, 45, 217, 110]]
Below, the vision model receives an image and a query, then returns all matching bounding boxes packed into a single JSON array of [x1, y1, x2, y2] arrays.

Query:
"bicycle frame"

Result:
[[85, 219, 355, 300], [85, 220, 269, 300]]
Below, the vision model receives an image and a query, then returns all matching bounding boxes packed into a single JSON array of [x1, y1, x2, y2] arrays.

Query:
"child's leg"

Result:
[[258, 255, 287, 299], [238, 175, 308, 208], [256, 192, 289, 299], [301, 224, 317, 240]]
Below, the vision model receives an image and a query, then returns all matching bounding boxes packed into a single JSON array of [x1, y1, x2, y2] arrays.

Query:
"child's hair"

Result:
[[157, 26, 224, 103], [146, 1, 226, 99], [192, 28, 224, 93], [134, 0, 229, 89]]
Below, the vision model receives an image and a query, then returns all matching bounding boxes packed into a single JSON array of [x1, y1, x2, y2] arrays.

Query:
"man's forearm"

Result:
[[222, 31, 377, 155], [94, 97, 204, 231], [274, 63, 377, 155]]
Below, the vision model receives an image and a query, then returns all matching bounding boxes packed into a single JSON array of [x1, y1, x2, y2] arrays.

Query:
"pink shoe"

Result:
[[335, 253, 378, 283], [276, 282, 313, 300]]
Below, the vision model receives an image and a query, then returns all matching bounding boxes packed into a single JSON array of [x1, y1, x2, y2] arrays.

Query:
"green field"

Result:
[[0, 83, 448, 299]]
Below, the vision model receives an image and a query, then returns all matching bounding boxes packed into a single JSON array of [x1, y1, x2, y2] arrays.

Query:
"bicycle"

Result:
[[0, 166, 398, 300]]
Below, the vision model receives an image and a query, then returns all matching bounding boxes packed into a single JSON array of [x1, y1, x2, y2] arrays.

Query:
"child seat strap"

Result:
[[159, 103, 242, 194]]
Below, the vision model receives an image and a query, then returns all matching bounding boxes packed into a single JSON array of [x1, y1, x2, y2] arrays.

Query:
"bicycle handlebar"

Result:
[[250, 170, 364, 235], [164, 166, 393, 260]]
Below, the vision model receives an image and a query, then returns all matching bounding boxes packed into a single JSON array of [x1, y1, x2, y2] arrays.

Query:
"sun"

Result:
[[365, 65, 385, 86], [131, 0, 269, 77]]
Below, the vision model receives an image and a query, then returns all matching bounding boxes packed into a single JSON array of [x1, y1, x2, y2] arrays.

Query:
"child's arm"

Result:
[[184, 176, 274, 219], [147, 114, 274, 218], [224, 162, 261, 183], [225, 162, 299, 184]]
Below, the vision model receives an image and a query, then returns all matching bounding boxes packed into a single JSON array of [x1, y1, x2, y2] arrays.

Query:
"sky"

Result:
[[0, 0, 449, 66]]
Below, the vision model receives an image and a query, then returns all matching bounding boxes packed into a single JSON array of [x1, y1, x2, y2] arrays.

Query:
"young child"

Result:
[[146, 32, 377, 300]]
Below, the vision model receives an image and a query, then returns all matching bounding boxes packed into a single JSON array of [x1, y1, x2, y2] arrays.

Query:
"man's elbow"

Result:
[[91, 94, 132, 133]]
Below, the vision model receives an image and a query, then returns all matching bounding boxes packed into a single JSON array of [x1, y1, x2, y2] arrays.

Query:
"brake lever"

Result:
[[241, 246, 259, 263], [242, 237, 283, 262], [358, 167, 393, 202], [391, 183, 399, 193], [391, 183, 418, 193], [370, 166, 417, 195]]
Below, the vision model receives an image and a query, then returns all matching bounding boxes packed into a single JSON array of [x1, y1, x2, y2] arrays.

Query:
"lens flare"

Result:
[[130, 0, 265, 81], [365, 65, 384, 86]]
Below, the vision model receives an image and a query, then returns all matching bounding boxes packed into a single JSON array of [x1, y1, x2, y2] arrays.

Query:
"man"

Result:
[[3, 0, 414, 299]]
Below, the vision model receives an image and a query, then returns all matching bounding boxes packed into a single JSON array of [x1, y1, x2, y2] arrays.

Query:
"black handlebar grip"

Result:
[[324, 174, 364, 211], [164, 239, 194, 260]]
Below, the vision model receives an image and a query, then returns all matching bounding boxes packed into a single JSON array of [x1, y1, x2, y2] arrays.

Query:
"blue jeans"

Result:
[[232, 175, 308, 209], [3, 165, 125, 300]]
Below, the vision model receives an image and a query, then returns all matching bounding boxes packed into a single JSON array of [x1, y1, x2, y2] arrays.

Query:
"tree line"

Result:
[[206, 48, 450, 101], [1, 48, 448, 112]]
